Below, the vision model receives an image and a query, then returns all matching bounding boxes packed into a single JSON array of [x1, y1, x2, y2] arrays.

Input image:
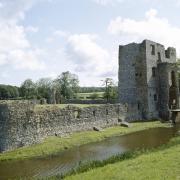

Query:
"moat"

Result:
[[0, 123, 179, 179]]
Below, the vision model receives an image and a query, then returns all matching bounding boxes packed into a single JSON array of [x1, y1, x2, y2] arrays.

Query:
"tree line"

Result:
[[0, 71, 118, 102], [0, 85, 19, 100]]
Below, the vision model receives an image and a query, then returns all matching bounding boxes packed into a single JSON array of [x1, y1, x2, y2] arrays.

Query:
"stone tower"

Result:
[[118, 39, 179, 120]]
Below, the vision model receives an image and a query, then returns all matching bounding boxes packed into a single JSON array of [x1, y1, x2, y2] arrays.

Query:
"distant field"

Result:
[[76, 92, 104, 100]]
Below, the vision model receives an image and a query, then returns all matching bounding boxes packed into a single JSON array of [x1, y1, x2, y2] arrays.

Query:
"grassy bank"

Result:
[[0, 121, 169, 161], [76, 92, 104, 100], [64, 136, 180, 180]]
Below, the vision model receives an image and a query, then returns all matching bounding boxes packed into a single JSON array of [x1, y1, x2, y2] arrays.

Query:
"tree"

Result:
[[36, 78, 53, 99], [56, 71, 79, 99], [48, 79, 62, 104], [20, 79, 37, 99], [0, 85, 19, 100], [102, 78, 118, 102], [7, 86, 19, 98], [0, 85, 10, 99]]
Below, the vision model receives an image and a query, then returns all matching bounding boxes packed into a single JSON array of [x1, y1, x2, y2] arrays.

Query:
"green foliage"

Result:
[[0, 73, 119, 102], [20, 79, 37, 99], [15, 71, 80, 101], [89, 92, 100, 100], [36, 78, 53, 99], [0, 84, 19, 100], [56, 71, 79, 100], [76, 92, 104, 100], [57, 151, 135, 179], [102, 78, 118, 102], [78, 87, 105, 93], [176, 58, 180, 65]]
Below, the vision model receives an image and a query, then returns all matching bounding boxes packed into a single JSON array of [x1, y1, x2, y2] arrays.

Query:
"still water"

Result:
[[0, 123, 179, 179]]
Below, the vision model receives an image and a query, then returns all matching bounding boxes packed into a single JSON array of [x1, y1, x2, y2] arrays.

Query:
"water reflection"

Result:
[[0, 123, 179, 179]]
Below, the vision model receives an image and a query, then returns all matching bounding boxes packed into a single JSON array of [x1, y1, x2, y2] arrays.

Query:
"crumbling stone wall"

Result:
[[0, 101, 36, 152], [0, 101, 128, 152], [158, 63, 179, 120]]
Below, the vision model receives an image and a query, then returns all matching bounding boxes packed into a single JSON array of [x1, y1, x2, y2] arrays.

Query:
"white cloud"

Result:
[[25, 26, 39, 33], [92, 0, 123, 5], [0, 0, 38, 23], [176, 0, 180, 6], [8, 49, 45, 70], [45, 30, 71, 43], [0, 0, 46, 71], [0, 54, 7, 65], [92, 0, 180, 7], [145, 8, 157, 18], [93, 0, 180, 6], [45, 30, 69, 43], [0, 2, 3, 8], [1, 71, 10, 78], [0, 23, 45, 70], [0, 23, 29, 51], [108, 8, 180, 56], [53, 30, 69, 37], [66, 34, 117, 78]]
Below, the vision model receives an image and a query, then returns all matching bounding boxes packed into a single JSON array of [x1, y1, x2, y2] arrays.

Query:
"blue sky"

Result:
[[1, 0, 180, 86]]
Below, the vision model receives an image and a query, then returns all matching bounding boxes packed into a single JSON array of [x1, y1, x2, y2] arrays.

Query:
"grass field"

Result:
[[64, 136, 180, 180], [0, 121, 168, 161], [34, 104, 101, 111], [76, 92, 104, 100]]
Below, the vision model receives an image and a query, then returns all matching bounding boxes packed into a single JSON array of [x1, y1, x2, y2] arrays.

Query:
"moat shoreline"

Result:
[[0, 121, 169, 162]]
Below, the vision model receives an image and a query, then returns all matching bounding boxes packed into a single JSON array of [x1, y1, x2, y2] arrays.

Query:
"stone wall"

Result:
[[0, 101, 35, 152], [118, 39, 179, 120], [0, 101, 128, 152], [118, 41, 149, 119], [64, 99, 117, 104], [158, 63, 179, 120]]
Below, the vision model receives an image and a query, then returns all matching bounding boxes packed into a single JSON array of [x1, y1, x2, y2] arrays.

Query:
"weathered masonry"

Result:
[[118, 39, 180, 120], [0, 101, 128, 152]]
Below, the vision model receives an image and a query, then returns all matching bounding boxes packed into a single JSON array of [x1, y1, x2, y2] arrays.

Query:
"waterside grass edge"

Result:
[[0, 121, 169, 161]]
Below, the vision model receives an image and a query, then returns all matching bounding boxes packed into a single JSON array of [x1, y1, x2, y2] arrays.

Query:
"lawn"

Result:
[[65, 136, 180, 180], [0, 121, 169, 161], [34, 104, 101, 111], [76, 92, 104, 100]]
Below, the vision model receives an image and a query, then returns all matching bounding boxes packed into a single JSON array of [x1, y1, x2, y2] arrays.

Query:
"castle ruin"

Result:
[[0, 39, 180, 152], [118, 39, 179, 120]]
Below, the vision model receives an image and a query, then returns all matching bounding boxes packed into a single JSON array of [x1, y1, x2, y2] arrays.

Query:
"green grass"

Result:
[[35, 104, 101, 111], [0, 121, 169, 162], [64, 136, 180, 180], [76, 92, 104, 100], [53, 151, 137, 179]]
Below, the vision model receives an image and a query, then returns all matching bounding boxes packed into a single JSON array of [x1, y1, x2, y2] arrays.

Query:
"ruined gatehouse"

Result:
[[118, 39, 179, 120]]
